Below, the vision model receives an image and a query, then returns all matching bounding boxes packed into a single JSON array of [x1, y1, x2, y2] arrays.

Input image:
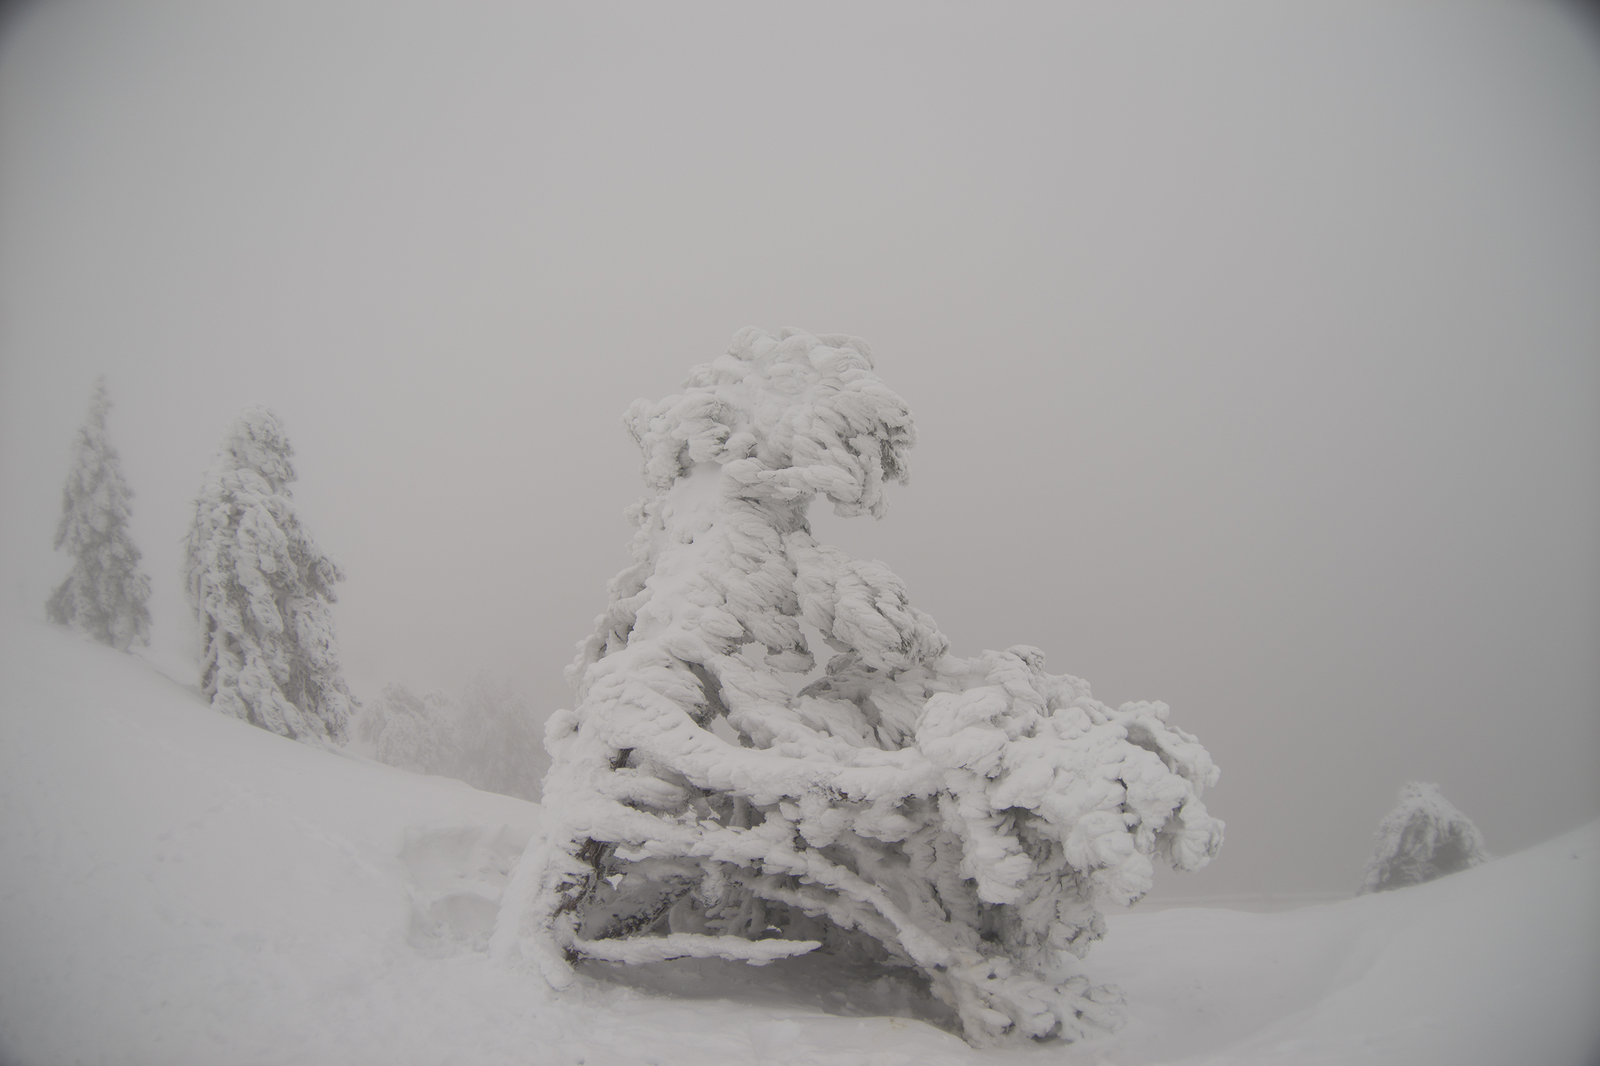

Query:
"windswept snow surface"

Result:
[[1, 611, 1596, 1066]]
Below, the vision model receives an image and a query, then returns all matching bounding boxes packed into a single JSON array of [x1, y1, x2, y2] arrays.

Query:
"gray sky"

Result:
[[2, 1, 1596, 900]]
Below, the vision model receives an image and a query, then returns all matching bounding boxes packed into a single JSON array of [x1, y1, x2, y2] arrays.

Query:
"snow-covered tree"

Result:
[[1360, 782, 1488, 894], [360, 682, 456, 774], [360, 678, 548, 801], [493, 328, 1223, 1046], [454, 676, 548, 801], [185, 407, 354, 745], [46, 376, 152, 651]]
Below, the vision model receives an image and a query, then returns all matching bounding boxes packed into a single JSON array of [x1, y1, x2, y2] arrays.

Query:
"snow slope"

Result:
[[2, 612, 1596, 1066]]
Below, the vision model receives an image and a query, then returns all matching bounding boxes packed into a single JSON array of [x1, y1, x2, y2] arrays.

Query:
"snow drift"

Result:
[[1, 610, 1597, 1064]]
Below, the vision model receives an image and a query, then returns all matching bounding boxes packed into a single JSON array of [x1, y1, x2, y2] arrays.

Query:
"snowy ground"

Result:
[[2, 613, 1596, 1066]]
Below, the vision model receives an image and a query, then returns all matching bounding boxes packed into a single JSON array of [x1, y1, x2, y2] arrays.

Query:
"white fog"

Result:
[[1, 3, 1596, 1063]]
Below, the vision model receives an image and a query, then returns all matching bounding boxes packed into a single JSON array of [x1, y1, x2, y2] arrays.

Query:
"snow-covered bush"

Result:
[[360, 678, 547, 801], [184, 407, 354, 745], [46, 376, 152, 651], [494, 328, 1223, 1046], [1360, 782, 1488, 894]]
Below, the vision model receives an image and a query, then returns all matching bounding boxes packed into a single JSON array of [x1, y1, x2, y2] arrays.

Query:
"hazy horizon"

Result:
[[2, 1, 1596, 902]]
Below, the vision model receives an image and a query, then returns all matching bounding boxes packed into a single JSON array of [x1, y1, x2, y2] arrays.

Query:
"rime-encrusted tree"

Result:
[[493, 328, 1223, 1046], [185, 407, 354, 744], [1360, 782, 1488, 894], [46, 376, 152, 651]]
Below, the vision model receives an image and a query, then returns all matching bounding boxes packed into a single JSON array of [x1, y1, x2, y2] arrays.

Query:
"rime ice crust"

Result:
[[1360, 782, 1489, 894], [184, 407, 354, 745], [497, 328, 1223, 1045]]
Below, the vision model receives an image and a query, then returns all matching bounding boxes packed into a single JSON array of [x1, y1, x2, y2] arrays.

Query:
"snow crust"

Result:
[[2, 610, 1597, 1066]]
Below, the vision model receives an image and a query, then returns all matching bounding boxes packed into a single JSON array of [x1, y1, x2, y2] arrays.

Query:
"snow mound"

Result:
[[2, 610, 1595, 1065]]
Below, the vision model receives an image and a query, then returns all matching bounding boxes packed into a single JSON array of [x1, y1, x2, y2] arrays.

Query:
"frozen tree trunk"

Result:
[[184, 407, 354, 745], [493, 328, 1223, 1046], [47, 376, 152, 651], [1360, 782, 1488, 894]]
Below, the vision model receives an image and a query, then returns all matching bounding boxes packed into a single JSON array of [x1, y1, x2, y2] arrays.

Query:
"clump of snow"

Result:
[[499, 328, 1223, 1046], [184, 406, 355, 745], [2, 610, 1597, 1065], [358, 678, 549, 802], [1360, 781, 1490, 894], [46, 375, 152, 651]]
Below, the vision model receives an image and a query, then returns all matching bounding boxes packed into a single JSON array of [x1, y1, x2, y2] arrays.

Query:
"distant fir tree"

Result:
[[453, 676, 548, 801], [1360, 782, 1489, 894], [185, 407, 354, 744], [47, 376, 152, 651], [359, 678, 548, 801], [360, 682, 456, 775]]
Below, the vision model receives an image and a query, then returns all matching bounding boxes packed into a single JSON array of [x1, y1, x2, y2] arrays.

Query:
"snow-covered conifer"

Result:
[[185, 407, 354, 744], [46, 377, 152, 651], [1360, 782, 1488, 894], [454, 677, 548, 802], [360, 682, 457, 774], [494, 328, 1223, 1046]]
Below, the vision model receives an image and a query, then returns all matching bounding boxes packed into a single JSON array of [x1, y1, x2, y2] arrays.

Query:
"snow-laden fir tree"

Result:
[[453, 676, 549, 801], [185, 407, 354, 744], [1359, 782, 1488, 894], [493, 328, 1223, 1046], [46, 376, 152, 651]]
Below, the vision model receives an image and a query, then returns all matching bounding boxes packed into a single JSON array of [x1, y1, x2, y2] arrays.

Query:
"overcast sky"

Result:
[[2, 1, 1596, 900]]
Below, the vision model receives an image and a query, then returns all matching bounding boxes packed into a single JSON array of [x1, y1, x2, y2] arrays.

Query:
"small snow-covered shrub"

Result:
[[495, 328, 1222, 1046], [1360, 782, 1488, 894], [361, 679, 547, 801], [47, 376, 152, 651], [185, 407, 354, 745]]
